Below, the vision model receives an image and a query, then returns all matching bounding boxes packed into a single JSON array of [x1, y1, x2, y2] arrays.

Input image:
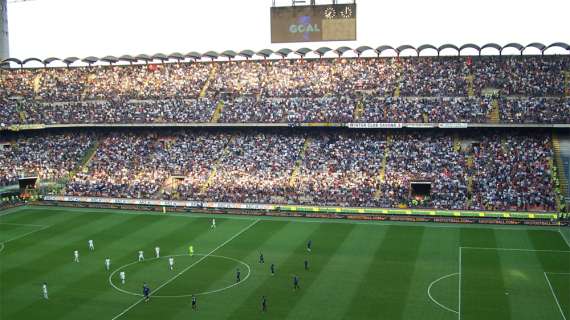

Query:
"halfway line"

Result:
[[110, 219, 260, 320]]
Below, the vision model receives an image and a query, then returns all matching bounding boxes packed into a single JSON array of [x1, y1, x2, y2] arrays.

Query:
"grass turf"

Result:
[[0, 206, 568, 320]]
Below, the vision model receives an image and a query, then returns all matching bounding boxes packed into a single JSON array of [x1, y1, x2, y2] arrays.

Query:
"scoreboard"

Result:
[[270, 4, 356, 43]]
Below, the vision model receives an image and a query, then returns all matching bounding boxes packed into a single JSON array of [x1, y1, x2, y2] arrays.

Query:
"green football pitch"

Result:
[[0, 206, 569, 320]]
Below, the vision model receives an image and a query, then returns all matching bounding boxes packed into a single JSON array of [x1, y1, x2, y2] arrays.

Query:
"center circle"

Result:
[[108, 253, 251, 298]]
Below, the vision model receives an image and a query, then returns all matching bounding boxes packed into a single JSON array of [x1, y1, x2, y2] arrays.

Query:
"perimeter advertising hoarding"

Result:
[[271, 4, 356, 43]]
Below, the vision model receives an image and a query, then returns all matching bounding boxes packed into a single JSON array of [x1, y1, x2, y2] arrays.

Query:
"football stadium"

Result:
[[0, 0, 569, 319]]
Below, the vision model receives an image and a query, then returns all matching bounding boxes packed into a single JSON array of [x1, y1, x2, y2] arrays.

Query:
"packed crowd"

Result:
[[1, 55, 568, 126], [470, 134, 557, 211], [0, 133, 93, 186], [0, 130, 541, 212], [472, 56, 568, 96], [360, 96, 492, 123], [16, 99, 217, 124], [380, 134, 468, 209], [220, 96, 355, 123], [0, 63, 211, 101], [500, 97, 570, 123], [65, 132, 229, 198]]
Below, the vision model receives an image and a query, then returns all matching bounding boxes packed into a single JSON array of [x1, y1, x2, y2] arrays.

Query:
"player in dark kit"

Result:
[[191, 295, 197, 311], [293, 275, 300, 290], [304, 259, 309, 270], [236, 268, 241, 283], [143, 283, 150, 302], [307, 240, 312, 252], [270, 263, 275, 276], [259, 252, 264, 263], [261, 295, 267, 312]]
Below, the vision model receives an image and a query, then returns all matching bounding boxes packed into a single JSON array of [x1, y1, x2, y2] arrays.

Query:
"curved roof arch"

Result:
[[63, 57, 79, 65], [417, 44, 438, 54], [185, 52, 202, 60], [375, 45, 396, 56], [22, 57, 43, 65], [315, 47, 332, 56], [334, 46, 352, 56], [438, 44, 460, 55], [151, 53, 168, 61], [545, 42, 570, 51], [135, 54, 152, 62], [167, 52, 184, 61], [355, 46, 373, 55], [525, 42, 546, 52], [3, 58, 22, 65], [480, 43, 502, 54], [459, 43, 481, 54], [43, 57, 61, 65], [257, 49, 274, 58], [295, 47, 312, 57], [220, 50, 237, 59], [275, 48, 292, 58], [238, 50, 255, 59], [119, 55, 137, 63], [101, 56, 119, 64], [202, 51, 219, 59], [82, 56, 99, 64], [501, 43, 524, 54], [396, 45, 417, 56]]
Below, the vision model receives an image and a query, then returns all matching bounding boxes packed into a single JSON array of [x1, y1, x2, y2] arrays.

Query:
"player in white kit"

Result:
[[74, 250, 80, 262], [119, 271, 126, 284], [211, 218, 216, 230], [42, 282, 48, 299], [88, 239, 94, 251], [138, 250, 144, 261], [169, 257, 174, 270], [155, 246, 160, 258], [105, 258, 111, 271]]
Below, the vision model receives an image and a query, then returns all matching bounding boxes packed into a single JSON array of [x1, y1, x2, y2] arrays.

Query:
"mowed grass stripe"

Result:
[[162, 221, 295, 320], [191, 221, 322, 320], [402, 227, 459, 319], [343, 225, 425, 319], [284, 224, 389, 320], [229, 223, 355, 319], [110, 218, 262, 320], [56, 216, 217, 320], [461, 229, 511, 320], [2, 213, 147, 319]]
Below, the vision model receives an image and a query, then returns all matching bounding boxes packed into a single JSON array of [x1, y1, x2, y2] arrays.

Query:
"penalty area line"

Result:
[[110, 219, 260, 320], [544, 272, 567, 320]]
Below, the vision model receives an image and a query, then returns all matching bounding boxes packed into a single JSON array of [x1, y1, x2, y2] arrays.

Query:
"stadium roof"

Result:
[[1, 42, 569, 67]]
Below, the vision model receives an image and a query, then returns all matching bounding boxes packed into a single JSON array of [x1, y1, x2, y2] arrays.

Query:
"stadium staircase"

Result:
[[200, 66, 218, 98], [466, 152, 474, 208], [33, 74, 42, 95], [210, 101, 225, 123], [488, 98, 500, 123], [352, 99, 365, 121], [552, 132, 570, 209], [394, 62, 403, 98], [374, 133, 392, 199], [289, 137, 311, 187], [200, 136, 234, 194], [564, 71, 570, 97], [466, 75, 475, 97]]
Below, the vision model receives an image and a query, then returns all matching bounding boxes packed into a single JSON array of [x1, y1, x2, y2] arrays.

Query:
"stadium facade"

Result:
[[0, 0, 8, 59]]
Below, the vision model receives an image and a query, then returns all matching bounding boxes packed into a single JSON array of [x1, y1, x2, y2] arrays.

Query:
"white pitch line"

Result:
[[427, 272, 459, 314], [110, 219, 260, 320], [458, 247, 462, 320], [544, 272, 568, 320], [0, 225, 51, 253], [559, 230, 570, 250], [0, 222, 48, 228], [3, 225, 51, 243], [460, 247, 570, 253]]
